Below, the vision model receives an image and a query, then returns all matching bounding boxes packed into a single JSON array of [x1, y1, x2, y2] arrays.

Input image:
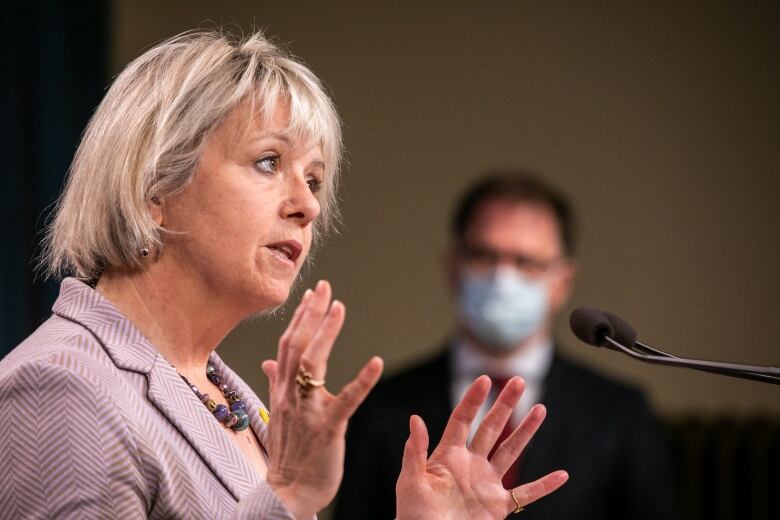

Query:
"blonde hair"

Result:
[[41, 29, 343, 280]]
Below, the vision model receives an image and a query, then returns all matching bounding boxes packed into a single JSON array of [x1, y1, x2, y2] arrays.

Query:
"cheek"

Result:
[[547, 274, 570, 310], [199, 210, 251, 255], [549, 286, 565, 310], [217, 196, 270, 248], [302, 225, 314, 252]]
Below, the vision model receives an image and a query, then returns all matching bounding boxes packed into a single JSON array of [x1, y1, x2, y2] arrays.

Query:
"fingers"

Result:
[[400, 415, 429, 481], [277, 280, 333, 387], [509, 470, 569, 511], [332, 356, 384, 422], [298, 299, 345, 380], [277, 288, 312, 378], [437, 375, 491, 449], [491, 404, 546, 477], [469, 377, 525, 456]]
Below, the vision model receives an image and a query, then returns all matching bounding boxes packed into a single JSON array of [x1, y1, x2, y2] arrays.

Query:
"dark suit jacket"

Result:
[[334, 346, 678, 520]]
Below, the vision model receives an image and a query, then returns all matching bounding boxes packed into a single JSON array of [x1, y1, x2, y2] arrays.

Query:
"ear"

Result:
[[149, 196, 164, 227], [549, 259, 577, 312]]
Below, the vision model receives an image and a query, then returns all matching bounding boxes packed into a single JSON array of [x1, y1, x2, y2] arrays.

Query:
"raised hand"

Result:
[[261, 280, 383, 520], [396, 376, 569, 520]]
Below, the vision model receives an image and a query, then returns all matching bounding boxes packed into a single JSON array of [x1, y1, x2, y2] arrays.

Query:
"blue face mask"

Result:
[[457, 267, 549, 352]]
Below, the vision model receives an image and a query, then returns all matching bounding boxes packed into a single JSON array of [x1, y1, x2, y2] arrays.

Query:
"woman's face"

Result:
[[160, 101, 324, 315]]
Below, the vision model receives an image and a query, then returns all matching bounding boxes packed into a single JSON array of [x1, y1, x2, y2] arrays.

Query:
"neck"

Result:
[[96, 264, 242, 374]]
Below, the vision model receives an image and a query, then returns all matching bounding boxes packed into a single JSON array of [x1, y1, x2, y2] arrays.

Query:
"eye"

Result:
[[256, 154, 280, 174], [307, 177, 323, 194]]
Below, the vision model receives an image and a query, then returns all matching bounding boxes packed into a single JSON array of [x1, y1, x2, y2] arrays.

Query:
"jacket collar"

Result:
[[52, 278, 266, 500]]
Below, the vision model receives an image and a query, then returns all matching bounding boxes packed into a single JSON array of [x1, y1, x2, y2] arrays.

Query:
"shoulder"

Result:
[[2, 314, 107, 370], [0, 325, 146, 459], [0, 326, 157, 515], [0, 318, 137, 414], [547, 348, 651, 412], [0, 315, 149, 430]]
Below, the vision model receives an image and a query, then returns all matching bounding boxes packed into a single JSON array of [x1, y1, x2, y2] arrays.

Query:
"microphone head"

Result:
[[569, 307, 614, 347], [602, 311, 638, 348]]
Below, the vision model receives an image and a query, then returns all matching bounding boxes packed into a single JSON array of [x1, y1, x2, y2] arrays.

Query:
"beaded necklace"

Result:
[[179, 364, 250, 432]]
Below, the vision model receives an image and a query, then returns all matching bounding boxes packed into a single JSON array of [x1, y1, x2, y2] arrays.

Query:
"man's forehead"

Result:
[[470, 199, 558, 230], [465, 199, 563, 253]]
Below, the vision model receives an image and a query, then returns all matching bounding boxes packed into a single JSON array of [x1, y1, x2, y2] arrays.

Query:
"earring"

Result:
[[139, 247, 150, 257]]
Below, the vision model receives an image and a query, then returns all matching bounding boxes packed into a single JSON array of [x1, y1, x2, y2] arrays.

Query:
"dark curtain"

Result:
[[1, 1, 108, 355]]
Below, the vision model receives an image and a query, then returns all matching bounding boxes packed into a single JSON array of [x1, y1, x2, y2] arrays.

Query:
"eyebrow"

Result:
[[308, 159, 326, 170]]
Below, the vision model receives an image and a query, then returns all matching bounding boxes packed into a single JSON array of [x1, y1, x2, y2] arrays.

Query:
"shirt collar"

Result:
[[452, 333, 554, 383]]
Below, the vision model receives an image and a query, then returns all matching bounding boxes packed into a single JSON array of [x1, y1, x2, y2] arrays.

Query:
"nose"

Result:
[[280, 173, 321, 227]]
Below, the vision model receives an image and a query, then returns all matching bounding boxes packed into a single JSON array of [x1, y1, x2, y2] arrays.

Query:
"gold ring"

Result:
[[296, 366, 325, 397], [509, 489, 524, 514]]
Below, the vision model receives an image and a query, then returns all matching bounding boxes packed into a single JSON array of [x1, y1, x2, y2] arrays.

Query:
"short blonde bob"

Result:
[[42, 29, 343, 280]]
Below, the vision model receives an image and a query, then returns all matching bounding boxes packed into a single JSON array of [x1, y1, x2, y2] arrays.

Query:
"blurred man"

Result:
[[335, 172, 677, 520]]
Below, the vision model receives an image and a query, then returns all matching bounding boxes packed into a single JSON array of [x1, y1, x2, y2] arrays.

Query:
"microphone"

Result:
[[569, 307, 636, 348], [569, 307, 780, 385]]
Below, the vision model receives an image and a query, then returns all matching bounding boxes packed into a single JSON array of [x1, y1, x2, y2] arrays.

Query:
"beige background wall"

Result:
[[112, 0, 779, 416]]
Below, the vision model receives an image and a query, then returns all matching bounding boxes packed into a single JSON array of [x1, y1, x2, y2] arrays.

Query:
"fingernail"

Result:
[[316, 280, 327, 291], [303, 289, 313, 300]]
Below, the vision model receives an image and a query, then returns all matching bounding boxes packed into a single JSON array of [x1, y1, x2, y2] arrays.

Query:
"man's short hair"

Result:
[[451, 171, 576, 257]]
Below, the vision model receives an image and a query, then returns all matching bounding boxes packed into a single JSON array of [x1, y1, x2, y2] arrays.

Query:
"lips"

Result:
[[265, 240, 302, 263]]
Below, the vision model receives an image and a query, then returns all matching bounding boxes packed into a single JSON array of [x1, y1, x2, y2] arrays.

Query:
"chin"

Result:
[[244, 288, 296, 321], [251, 277, 295, 311]]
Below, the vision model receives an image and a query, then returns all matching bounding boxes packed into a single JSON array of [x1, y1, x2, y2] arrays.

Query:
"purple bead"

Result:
[[224, 413, 238, 427], [178, 367, 251, 432], [232, 410, 250, 431], [213, 404, 229, 422]]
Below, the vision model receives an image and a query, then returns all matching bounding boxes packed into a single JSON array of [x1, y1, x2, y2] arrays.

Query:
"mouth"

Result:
[[265, 240, 303, 264]]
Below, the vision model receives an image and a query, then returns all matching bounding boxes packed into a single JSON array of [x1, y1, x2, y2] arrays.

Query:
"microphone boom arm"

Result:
[[604, 337, 780, 385]]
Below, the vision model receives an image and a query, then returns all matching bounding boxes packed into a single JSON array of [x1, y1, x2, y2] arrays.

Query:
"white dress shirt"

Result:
[[450, 335, 554, 441]]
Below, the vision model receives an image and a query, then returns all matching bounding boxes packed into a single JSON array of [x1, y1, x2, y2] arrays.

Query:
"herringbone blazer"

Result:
[[0, 278, 295, 519]]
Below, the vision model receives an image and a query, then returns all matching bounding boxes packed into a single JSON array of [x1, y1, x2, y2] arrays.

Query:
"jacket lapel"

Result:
[[519, 351, 570, 481], [145, 357, 263, 499], [421, 348, 455, 451], [52, 278, 263, 500]]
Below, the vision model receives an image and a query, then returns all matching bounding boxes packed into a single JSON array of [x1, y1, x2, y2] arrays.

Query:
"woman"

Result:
[[0, 30, 567, 518]]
